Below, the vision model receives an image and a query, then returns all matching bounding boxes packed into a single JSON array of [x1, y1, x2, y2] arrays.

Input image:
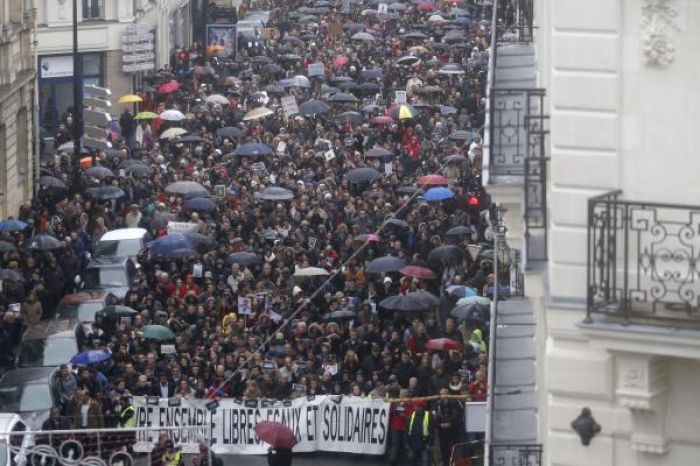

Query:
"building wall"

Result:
[[536, 0, 700, 465]]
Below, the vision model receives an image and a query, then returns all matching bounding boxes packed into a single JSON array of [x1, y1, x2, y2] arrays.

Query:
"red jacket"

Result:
[[390, 401, 414, 431]]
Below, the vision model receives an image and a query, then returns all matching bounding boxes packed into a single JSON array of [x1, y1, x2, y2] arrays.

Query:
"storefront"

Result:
[[39, 52, 104, 129]]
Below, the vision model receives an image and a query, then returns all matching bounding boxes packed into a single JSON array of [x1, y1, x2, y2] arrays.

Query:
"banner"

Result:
[[133, 396, 389, 455]]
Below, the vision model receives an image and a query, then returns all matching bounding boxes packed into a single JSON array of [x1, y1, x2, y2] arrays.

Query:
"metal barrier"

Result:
[[450, 441, 484, 466], [0, 425, 212, 466], [490, 443, 542, 466]]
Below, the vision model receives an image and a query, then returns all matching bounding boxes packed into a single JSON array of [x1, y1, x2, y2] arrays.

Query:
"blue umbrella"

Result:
[[149, 234, 194, 256], [71, 350, 111, 366], [423, 187, 455, 202], [0, 219, 27, 232], [361, 69, 382, 80], [447, 285, 478, 298], [183, 197, 217, 213], [234, 142, 273, 157]]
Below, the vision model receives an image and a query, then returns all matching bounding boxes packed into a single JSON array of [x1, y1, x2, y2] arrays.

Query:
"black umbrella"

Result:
[[380, 294, 433, 312], [0, 269, 24, 282], [262, 63, 284, 75], [366, 147, 392, 158], [323, 309, 357, 321], [40, 176, 66, 189], [165, 248, 200, 259], [366, 256, 406, 274], [397, 55, 421, 66], [408, 290, 440, 307], [254, 186, 295, 201], [86, 186, 126, 200], [299, 99, 332, 116], [217, 127, 244, 139], [359, 82, 380, 93], [328, 92, 359, 104], [335, 111, 363, 125], [344, 167, 382, 183], [451, 297, 491, 322], [125, 163, 151, 176], [183, 197, 217, 213], [402, 31, 429, 40], [385, 218, 409, 228], [0, 241, 16, 252], [180, 135, 204, 144], [83, 166, 115, 178], [361, 69, 382, 80], [253, 55, 274, 63], [446, 225, 473, 236], [230, 252, 261, 266], [338, 81, 359, 91], [185, 233, 215, 249], [443, 154, 468, 164], [166, 181, 209, 195], [27, 234, 62, 251], [428, 245, 464, 262]]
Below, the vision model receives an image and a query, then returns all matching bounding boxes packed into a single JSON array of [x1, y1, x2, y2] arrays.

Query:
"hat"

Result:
[[383, 277, 392, 284], [204, 271, 213, 278], [292, 286, 302, 296]]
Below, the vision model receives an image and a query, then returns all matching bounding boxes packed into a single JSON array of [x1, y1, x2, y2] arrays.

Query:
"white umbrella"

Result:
[[294, 266, 330, 277], [292, 75, 311, 88], [428, 14, 446, 22], [205, 94, 230, 105], [160, 109, 186, 121], [160, 127, 188, 140], [351, 32, 375, 42], [243, 107, 274, 121], [438, 64, 465, 75]]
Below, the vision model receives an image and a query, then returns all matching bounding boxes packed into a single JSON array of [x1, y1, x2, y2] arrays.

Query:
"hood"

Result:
[[470, 329, 483, 341]]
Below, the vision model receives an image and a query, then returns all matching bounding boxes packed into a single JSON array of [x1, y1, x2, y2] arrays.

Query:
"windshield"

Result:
[[19, 338, 77, 367], [94, 239, 142, 258], [56, 302, 103, 322], [83, 267, 128, 289], [0, 384, 53, 412]]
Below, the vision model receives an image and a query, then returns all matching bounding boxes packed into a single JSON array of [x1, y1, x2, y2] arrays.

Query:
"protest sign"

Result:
[[167, 221, 200, 234], [308, 63, 325, 77], [281, 96, 299, 118], [237, 296, 253, 315], [394, 90, 407, 105], [377, 3, 388, 14], [133, 396, 390, 455]]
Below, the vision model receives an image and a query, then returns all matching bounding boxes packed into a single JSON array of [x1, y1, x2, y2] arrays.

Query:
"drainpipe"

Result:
[[32, 5, 40, 196]]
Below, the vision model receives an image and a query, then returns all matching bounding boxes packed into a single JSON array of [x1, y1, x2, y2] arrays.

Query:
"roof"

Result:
[[99, 228, 147, 242], [21, 318, 79, 341], [58, 291, 111, 305], [0, 367, 55, 386]]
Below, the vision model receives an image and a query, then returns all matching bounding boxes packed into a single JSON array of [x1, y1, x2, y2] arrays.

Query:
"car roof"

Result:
[[21, 318, 80, 340], [58, 291, 111, 305], [86, 257, 133, 268], [99, 228, 147, 242], [0, 367, 56, 386]]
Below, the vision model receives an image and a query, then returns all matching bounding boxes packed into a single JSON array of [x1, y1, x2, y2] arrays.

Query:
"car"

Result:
[[94, 228, 149, 260], [55, 291, 119, 331], [80, 257, 138, 299], [0, 413, 33, 466], [17, 319, 87, 368], [0, 368, 58, 431]]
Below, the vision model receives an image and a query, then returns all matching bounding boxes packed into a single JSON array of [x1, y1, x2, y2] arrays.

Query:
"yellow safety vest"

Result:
[[119, 406, 135, 428], [409, 411, 430, 437], [163, 451, 182, 466]]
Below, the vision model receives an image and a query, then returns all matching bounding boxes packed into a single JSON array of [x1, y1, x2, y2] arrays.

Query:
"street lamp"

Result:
[[72, 0, 82, 177]]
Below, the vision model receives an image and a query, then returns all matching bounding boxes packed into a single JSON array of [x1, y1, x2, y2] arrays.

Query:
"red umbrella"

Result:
[[425, 338, 462, 352], [158, 80, 181, 94], [254, 421, 297, 449], [417, 1, 436, 11], [334, 55, 349, 67], [357, 233, 382, 243], [371, 115, 394, 125], [400, 265, 436, 280], [416, 174, 449, 186]]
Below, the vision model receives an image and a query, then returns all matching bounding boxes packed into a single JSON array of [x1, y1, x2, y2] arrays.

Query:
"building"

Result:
[[486, 0, 700, 465], [36, 0, 191, 130], [0, 0, 35, 218]]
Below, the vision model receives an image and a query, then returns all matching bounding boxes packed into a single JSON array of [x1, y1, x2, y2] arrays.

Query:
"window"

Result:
[[82, 0, 103, 19], [17, 108, 28, 181]]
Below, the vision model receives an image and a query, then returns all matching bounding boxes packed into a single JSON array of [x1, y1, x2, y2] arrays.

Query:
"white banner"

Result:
[[133, 395, 389, 455]]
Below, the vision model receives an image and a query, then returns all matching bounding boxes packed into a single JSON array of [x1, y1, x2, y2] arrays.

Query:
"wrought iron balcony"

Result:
[[587, 191, 700, 327]]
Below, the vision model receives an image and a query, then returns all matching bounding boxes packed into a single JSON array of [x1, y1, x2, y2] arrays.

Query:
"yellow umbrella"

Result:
[[243, 107, 274, 121], [135, 111, 157, 120], [118, 94, 143, 104]]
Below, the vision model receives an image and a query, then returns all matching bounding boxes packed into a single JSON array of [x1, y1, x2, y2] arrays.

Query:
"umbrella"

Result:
[[409, 290, 440, 307], [329, 92, 359, 104], [183, 197, 217, 213], [334, 55, 349, 67], [444, 154, 468, 164], [0, 269, 24, 282], [339, 81, 358, 91], [217, 127, 244, 139], [86, 186, 126, 200], [40, 176, 66, 189], [402, 31, 429, 40], [428, 13, 447, 22], [0, 241, 16, 252], [351, 32, 375, 41], [157, 81, 180, 94], [261, 63, 284, 75], [230, 252, 261, 266], [292, 75, 311, 88], [446, 225, 473, 236], [205, 94, 230, 105], [447, 285, 477, 298], [423, 187, 455, 202], [396, 55, 421, 66], [70, 350, 111, 366], [160, 109, 186, 121], [0, 219, 27, 232], [117, 94, 142, 104], [336, 111, 363, 125], [449, 130, 479, 141], [417, 174, 449, 185], [180, 135, 204, 144], [344, 167, 382, 183], [165, 248, 200, 259], [361, 69, 382, 79], [380, 294, 433, 312], [27, 234, 62, 251], [400, 265, 436, 280], [234, 142, 273, 157], [184, 232, 215, 249], [357, 233, 382, 243], [294, 266, 330, 277], [160, 127, 188, 139], [428, 244, 464, 262], [138, 324, 176, 341], [417, 1, 436, 11], [425, 338, 462, 352], [125, 163, 151, 176], [365, 147, 392, 158], [440, 105, 458, 115], [243, 107, 274, 121], [439, 64, 465, 75], [278, 53, 303, 61], [254, 421, 297, 449], [149, 234, 194, 256], [83, 166, 115, 178], [389, 2, 407, 10], [366, 256, 406, 274], [385, 218, 409, 228], [97, 305, 139, 319], [299, 99, 332, 116], [165, 181, 208, 195], [452, 296, 491, 323], [323, 310, 357, 321], [389, 104, 418, 120], [254, 186, 295, 201], [135, 111, 157, 120], [359, 82, 380, 93]]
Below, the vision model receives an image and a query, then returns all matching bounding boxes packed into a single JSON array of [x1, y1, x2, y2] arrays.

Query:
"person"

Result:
[[117, 395, 135, 428], [69, 389, 104, 429], [407, 401, 433, 466], [267, 446, 293, 466], [388, 388, 412, 465], [20, 291, 42, 325], [434, 388, 462, 466], [195, 442, 223, 466], [54, 364, 78, 415], [161, 440, 183, 466], [119, 108, 136, 149], [42, 406, 70, 431]]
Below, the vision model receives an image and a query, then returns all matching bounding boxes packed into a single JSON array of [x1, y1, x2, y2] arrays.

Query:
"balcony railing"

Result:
[[587, 191, 700, 327], [490, 444, 543, 466]]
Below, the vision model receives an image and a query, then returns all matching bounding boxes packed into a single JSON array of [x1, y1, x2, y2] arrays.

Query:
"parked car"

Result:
[[80, 257, 137, 299], [17, 319, 86, 368], [0, 368, 58, 431], [55, 291, 119, 333], [94, 228, 149, 260]]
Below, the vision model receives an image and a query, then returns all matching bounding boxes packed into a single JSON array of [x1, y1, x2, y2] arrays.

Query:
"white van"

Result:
[[0, 414, 32, 466], [94, 228, 149, 260]]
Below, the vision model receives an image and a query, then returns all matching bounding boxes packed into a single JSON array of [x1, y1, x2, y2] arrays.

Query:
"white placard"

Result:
[[160, 344, 176, 354], [308, 62, 325, 77], [377, 2, 388, 14], [324, 149, 335, 161], [167, 221, 200, 234], [394, 90, 407, 105], [237, 296, 253, 315], [281, 95, 299, 118]]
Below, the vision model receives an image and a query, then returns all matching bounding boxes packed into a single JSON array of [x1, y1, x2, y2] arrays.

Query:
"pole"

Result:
[[32, 7, 40, 195], [72, 0, 82, 179]]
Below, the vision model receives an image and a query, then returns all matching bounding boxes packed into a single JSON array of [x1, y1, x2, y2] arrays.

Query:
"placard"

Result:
[[237, 296, 253, 315], [377, 3, 388, 14], [167, 221, 200, 234], [281, 96, 299, 118], [214, 184, 226, 198], [394, 90, 407, 105], [161, 344, 176, 354], [308, 63, 325, 77]]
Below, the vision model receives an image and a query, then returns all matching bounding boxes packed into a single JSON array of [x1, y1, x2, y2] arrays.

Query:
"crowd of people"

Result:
[[0, 0, 503, 464]]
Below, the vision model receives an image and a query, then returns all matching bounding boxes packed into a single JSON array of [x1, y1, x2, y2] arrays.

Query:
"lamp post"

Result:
[[72, 0, 82, 178]]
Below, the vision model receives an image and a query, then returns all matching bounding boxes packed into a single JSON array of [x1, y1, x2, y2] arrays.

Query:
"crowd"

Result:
[[0, 0, 500, 464]]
